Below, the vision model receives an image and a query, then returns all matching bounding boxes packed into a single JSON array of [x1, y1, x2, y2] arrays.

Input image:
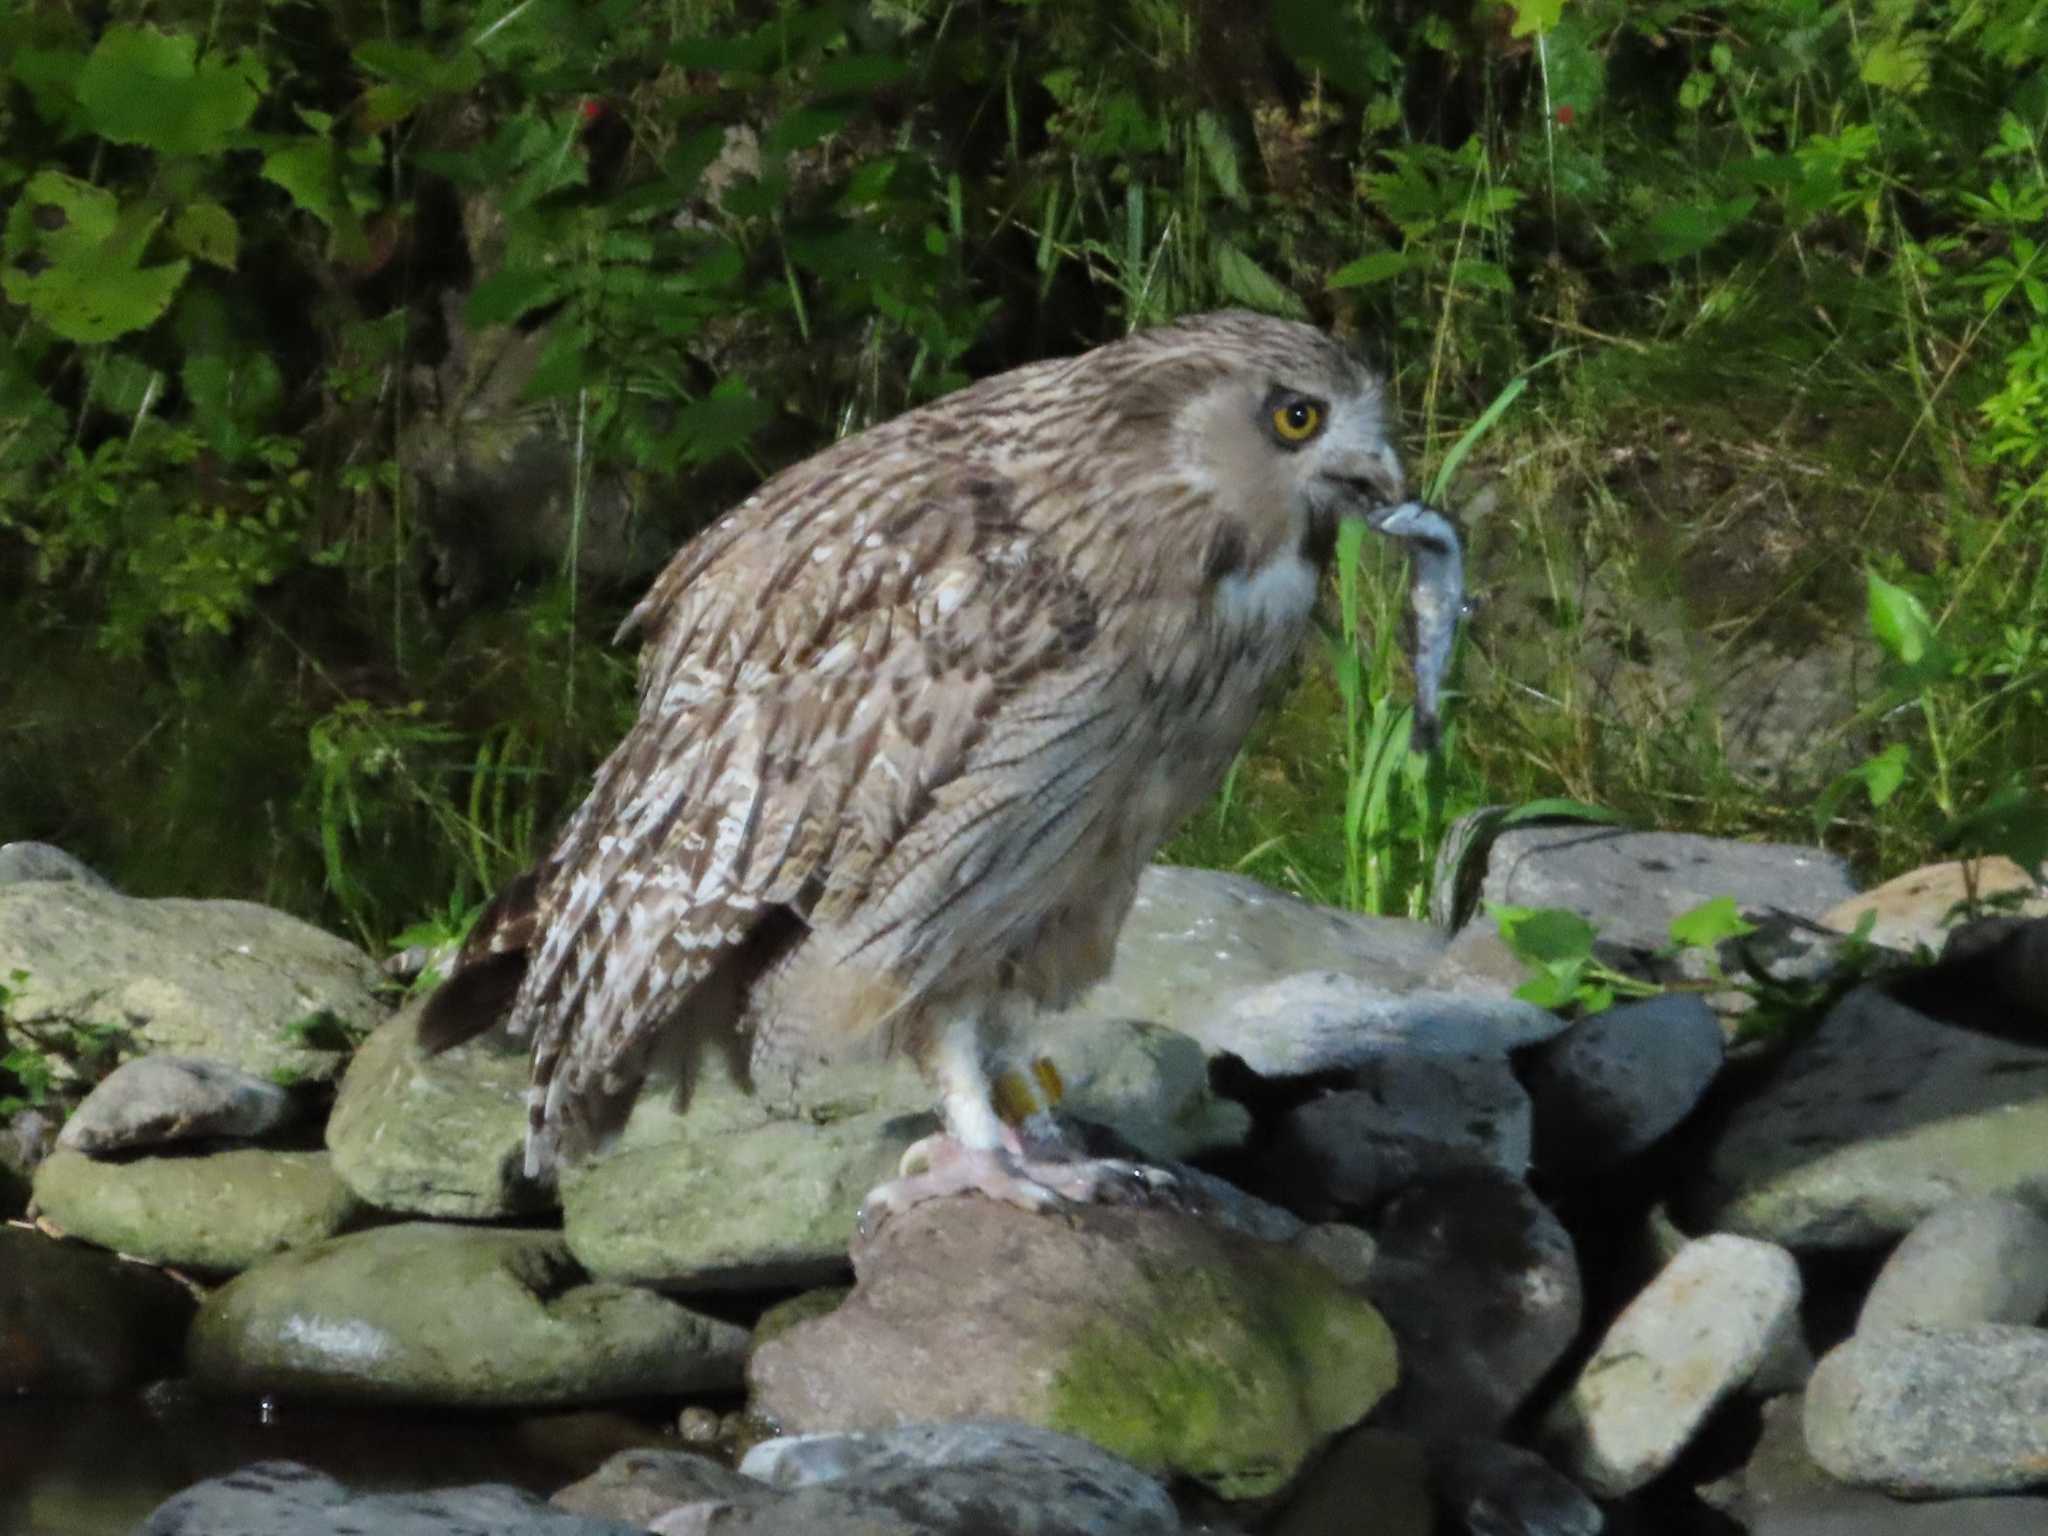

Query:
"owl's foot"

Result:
[[855, 1131, 1175, 1239]]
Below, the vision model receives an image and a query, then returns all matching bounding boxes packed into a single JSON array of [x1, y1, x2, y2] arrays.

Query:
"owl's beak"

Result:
[[1321, 445, 1406, 517]]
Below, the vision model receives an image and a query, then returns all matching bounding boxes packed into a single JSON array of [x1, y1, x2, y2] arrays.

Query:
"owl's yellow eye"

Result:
[[1270, 398, 1323, 444]]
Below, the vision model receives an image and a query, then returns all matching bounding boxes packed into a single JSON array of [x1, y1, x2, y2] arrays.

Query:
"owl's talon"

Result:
[[856, 1133, 1176, 1239]]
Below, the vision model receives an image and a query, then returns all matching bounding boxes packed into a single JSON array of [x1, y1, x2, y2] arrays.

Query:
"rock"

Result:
[[1894, 913, 2048, 1030], [1696, 1389, 1835, 1522], [1263, 1054, 1530, 1218], [1692, 986, 2048, 1249], [1074, 865, 1450, 1023], [1173, 970, 1565, 1079], [57, 1055, 296, 1154], [1820, 857, 2045, 955], [1859, 1197, 2048, 1333], [748, 1198, 1396, 1500], [1749, 1493, 2048, 1535], [1804, 1323, 2048, 1496], [1542, 1233, 1801, 1498], [738, 1421, 1181, 1531], [1270, 1429, 1434, 1536], [562, 1425, 1183, 1536], [1478, 826, 1857, 959], [0, 841, 112, 887], [1706, 1390, 2048, 1532], [552, 1448, 763, 1526], [135, 1461, 644, 1536], [32, 1147, 358, 1272], [1524, 994, 1724, 1175], [1363, 1167, 1581, 1439], [0, 1225, 194, 1392], [563, 1109, 932, 1291], [1292, 1222, 1377, 1287], [325, 1000, 552, 1219], [0, 881, 383, 1084], [1424, 920, 1534, 997], [1036, 1015, 1251, 1161], [1428, 1438, 1603, 1536], [189, 1223, 749, 1406], [0, 1109, 46, 1215], [336, 990, 1239, 1247]]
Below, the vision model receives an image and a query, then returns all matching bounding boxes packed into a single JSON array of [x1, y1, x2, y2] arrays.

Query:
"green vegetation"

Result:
[[0, 968, 132, 1117], [3, 0, 2044, 951]]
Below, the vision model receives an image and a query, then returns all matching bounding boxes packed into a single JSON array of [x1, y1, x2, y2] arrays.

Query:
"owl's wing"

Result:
[[497, 467, 1108, 1169]]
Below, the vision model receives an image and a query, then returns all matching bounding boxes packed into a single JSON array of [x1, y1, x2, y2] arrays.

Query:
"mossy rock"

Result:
[[748, 1198, 1397, 1500]]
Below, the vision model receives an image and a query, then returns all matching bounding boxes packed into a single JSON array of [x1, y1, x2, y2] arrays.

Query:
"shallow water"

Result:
[[0, 1395, 662, 1536]]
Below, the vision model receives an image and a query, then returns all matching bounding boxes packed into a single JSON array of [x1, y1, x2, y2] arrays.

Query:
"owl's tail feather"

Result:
[[417, 867, 542, 1054]]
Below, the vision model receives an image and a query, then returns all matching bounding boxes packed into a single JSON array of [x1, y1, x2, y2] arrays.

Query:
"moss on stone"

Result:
[[1047, 1245, 1396, 1500]]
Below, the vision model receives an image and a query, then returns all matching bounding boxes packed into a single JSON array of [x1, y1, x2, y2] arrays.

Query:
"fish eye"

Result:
[[1269, 396, 1324, 445]]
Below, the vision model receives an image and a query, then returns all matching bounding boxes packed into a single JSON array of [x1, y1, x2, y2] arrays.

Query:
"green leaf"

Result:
[[1645, 196, 1757, 262], [1860, 742, 1909, 806], [1328, 250, 1410, 288], [1858, 34, 1931, 95], [4, 252, 189, 342], [1865, 568, 1938, 668], [76, 25, 266, 156], [1941, 784, 2048, 877], [1508, 0, 1565, 38], [88, 354, 160, 415], [810, 54, 908, 96], [465, 267, 563, 328], [1669, 896, 1757, 949], [261, 139, 347, 225], [1214, 242, 1307, 318], [763, 106, 851, 156], [1195, 112, 1247, 209], [1452, 258, 1514, 294], [1498, 795, 1626, 829], [11, 46, 88, 129], [1271, 0, 1384, 97], [1491, 902, 1598, 967], [3, 171, 119, 261], [170, 202, 237, 268]]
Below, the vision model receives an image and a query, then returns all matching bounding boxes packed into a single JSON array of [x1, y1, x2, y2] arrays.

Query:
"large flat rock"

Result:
[[0, 882, 384, 1083]]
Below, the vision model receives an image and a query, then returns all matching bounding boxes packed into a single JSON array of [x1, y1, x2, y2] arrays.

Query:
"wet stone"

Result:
[[1542, 1233, 1801, 1498], [33, 1146, 358, 1273], [58, 1055, 296, 1155], [189, 1223, 749, 1407]]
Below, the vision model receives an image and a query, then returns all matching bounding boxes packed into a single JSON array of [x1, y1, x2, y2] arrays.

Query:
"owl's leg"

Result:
[[855, 1010, 1174, 1236]]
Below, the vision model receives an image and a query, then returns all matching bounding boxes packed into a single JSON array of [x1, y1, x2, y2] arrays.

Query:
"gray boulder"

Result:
[[58, 1055, 296, 1154], [1859, 1196, 2048, 1333], [0, 841, 112, 888], [1264, 1053, 1531, 1218], [135, 1462, 643, 1536], [563, 1109, 932, 1292], [1363, 1168, 1581, 1439], [1479, 825, 1856, 957], [189, 1223, 749, 1406], [748, 1196, 1396, 1501], [1805, 1324, 2048, 1496], [1542, 1233, 1801, 1498], [1693, 986, 2048, 1248], [325, 999, 551, 1219], [1524, 993, 1724, 1174], [33, 1147, 358, 1272], [0, 881, 383, 1084]]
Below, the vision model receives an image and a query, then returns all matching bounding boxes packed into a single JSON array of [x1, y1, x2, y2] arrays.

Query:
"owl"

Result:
[[422, 310, 1407, 1226]]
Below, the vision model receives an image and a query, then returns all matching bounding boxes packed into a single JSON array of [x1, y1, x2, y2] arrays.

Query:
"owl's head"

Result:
[[1110, 311, 1405, 585]]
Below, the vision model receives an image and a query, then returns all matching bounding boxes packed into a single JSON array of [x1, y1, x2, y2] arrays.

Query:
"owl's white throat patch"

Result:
[[1214, 551, 1320, 632]]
